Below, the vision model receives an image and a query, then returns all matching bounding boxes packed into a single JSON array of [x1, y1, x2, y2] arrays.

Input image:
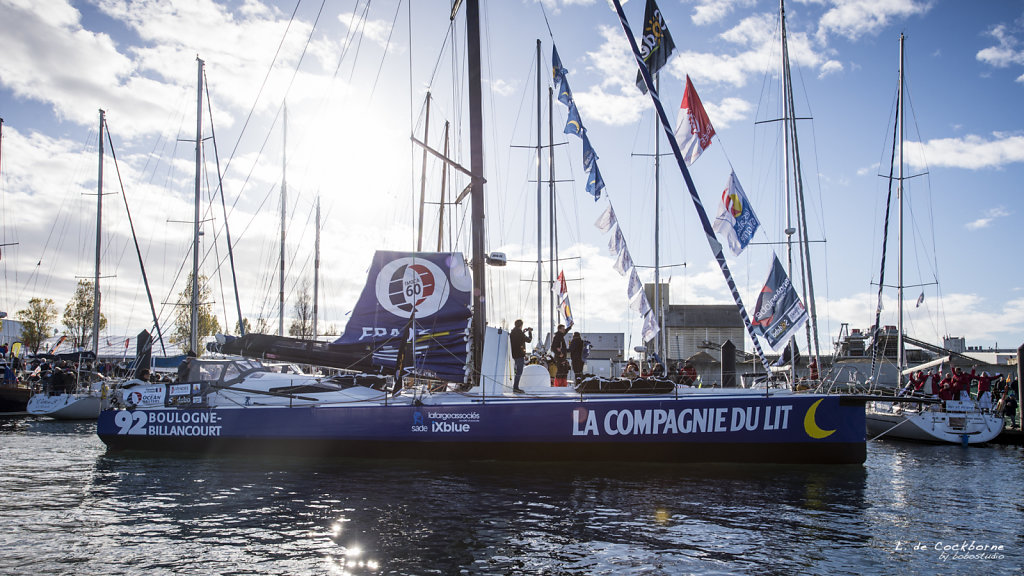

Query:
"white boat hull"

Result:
[[865, 400, 1003, 444], [27, 393, 106, 420]]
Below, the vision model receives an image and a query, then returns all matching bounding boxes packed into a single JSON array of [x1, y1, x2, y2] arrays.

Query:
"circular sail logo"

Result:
[[722, 189, 743, 218], [375, 257, 450, 318]]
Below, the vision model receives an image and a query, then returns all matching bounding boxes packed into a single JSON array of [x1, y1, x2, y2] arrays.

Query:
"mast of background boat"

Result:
[[466, 0, 486, 386], [779, 2, 797, 383], [313, 195, 320, 339], [279, 104, 287, 337], [897, 33, 906, 382], [92, 110, 105, 358], [438, 122, 449, 251], [536, 39, 544, 337], [781, 0, 821, 372], [549, 83, 557, 339], [653, 73, 665, 363], [417, 92, 431, 251], [190, 59, 203, 355]]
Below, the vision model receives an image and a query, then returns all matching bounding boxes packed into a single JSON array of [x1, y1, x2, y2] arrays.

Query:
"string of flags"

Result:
[[553, 42, 659, 342]]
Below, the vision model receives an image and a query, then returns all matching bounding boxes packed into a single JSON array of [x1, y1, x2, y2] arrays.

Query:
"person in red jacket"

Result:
[[976, 371, 996, 412], [937, 372, 954, 401]]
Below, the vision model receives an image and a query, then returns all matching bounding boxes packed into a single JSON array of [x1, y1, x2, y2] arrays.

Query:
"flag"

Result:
[[631, 291, 652, 316], [609, 226, 627, 256], [627, 268, 643, 299], [557, 75, 573, 106], [674, 75, 716, 166], [552, 45, 568, 88], [634, 0, 676, 94], [583, 132, 598, 171], [642, 310, 661, 342], [564, 101, 584, 136], [555, 271, 574, 330], [586, 161, 605, 200], [613, 247, 634, 276], [916, 292, 925, 308], [713, 171, 760, 255], [751, 255, 808, 351], [595, 204, 617, 233]]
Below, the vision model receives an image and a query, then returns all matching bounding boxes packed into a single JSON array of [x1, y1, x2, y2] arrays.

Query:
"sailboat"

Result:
[[27, 110, 112, 420], [863, 35, 1002, 445], [96, 0, 866, 464]]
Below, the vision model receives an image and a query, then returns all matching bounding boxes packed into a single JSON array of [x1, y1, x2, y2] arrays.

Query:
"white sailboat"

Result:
[[28, 110, 112, 420], [863, 35, 1002, 445]]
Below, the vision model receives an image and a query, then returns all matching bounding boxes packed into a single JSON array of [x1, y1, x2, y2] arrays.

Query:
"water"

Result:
[[1, 417, 1020, 575]]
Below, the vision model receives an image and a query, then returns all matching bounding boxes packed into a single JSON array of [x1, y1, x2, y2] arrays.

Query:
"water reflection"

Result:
[[2, 420, 1021, 575]]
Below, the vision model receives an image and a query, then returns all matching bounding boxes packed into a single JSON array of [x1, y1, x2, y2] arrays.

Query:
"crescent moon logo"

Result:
[[803, 398, 836, 439], [568, 120, 581, 134]]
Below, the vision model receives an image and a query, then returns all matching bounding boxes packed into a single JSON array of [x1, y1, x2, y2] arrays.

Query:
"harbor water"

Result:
[[1, 417, 1020, 575]]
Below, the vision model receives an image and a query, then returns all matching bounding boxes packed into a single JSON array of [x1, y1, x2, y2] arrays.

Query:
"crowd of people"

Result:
[[902, 365, 1019, 428]]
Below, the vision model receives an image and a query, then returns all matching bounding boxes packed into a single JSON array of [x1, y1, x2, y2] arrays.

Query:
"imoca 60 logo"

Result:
[[374, 258, 450, 318]]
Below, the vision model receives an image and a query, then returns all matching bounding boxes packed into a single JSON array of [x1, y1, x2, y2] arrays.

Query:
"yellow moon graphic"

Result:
[[803, 398, 836, 439], [568, 120, 581, 133]]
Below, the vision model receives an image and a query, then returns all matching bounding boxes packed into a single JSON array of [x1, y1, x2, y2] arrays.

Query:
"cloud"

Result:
[[489, 78, 517, 97], [815, 0, 933, 43], [690, 0, 758, 26], [904, 133, 1024, 170], [977, 24, 1024, 68], [965, 207, 1011, 231]]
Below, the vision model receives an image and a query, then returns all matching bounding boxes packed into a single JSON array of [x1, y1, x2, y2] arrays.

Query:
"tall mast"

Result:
[[535, 39, 544, 337], [779, 2, 796, 382], [548, 84, 556, 338], [93, 109, 105, 357], [279, 104, 287, 337], [191, 58, 203, 356], [313, 195, 320, 339], [897, 33, 906, 381], [417, 93, 431, 251], [653, 73, 663, 361], [437, 121, 449, 251], [467, 0, 486, 385], [779, 0, 821, 373]]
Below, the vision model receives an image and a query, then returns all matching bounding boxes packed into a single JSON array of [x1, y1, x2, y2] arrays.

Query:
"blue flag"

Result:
[[751, 255, 808, 351], [557, 75, 573, 106], [583, 132, 598, 171], [552, 45, 568, 88], [564, 101, 584, 136], [586, 161, 605, 200]]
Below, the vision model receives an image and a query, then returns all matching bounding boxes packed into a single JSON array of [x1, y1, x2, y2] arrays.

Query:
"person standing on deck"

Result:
[[569, 332, 585, 379], [509, 320, 532, 393]]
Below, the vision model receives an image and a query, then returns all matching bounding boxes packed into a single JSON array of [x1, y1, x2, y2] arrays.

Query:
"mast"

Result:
[[548, 85, 556, 338], [467, 0, 486, 385], [191, 58, 203, 356], [417, 93, 431, 251], [279, 104, 287, 337], [653, 73, 663, 362], [437, 121, 449, 251], [313, 195, 320, 339], [92, 110, 104, 357], [779, 0, 821, 377], [535, 39, 544, 338], [897, 33, 906, 381]]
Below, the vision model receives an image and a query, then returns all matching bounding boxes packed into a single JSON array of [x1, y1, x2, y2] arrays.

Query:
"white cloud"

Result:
[[977, 24, 1024, 68], [690, 0, 758, 26], [815, 0, 932, 43], [965, 207, 1011, 231], [905, 133, 1024, 170]]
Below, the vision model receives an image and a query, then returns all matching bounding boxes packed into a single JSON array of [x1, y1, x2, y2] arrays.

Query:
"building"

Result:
[[660, 304, 745, 365], [580, 332, 624, 378]]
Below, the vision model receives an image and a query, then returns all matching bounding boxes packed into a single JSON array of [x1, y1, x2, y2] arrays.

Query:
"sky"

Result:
[[0, 0, 1022, 358]]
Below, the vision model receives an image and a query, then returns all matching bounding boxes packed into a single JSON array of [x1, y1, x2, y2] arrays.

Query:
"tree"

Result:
[[235, 317, 252, 336], [63, 279, 107, 349], [17, 297, 58, 353], [288, 279, 314, 340], [169, 273, 221, 355]]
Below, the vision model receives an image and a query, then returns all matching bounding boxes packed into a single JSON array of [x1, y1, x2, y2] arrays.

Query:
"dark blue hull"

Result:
[[97, 394, 866, 464]]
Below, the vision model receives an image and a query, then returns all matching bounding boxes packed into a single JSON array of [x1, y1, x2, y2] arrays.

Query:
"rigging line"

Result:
[[215, 0, 303, 193], [343, 0, 374, 84], [103, 123, 168, 355], [368, 0, 403, 98], [332, 0, 369, 78], [204, 69, 244, 337], [870, 87, 901, 381]]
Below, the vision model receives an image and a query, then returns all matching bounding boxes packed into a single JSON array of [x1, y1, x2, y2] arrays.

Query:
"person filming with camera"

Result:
[[509, 319, 533, 393]]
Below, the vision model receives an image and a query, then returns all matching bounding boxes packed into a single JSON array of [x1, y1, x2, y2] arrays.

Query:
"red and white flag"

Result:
[[674, 75, 715, 166]]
